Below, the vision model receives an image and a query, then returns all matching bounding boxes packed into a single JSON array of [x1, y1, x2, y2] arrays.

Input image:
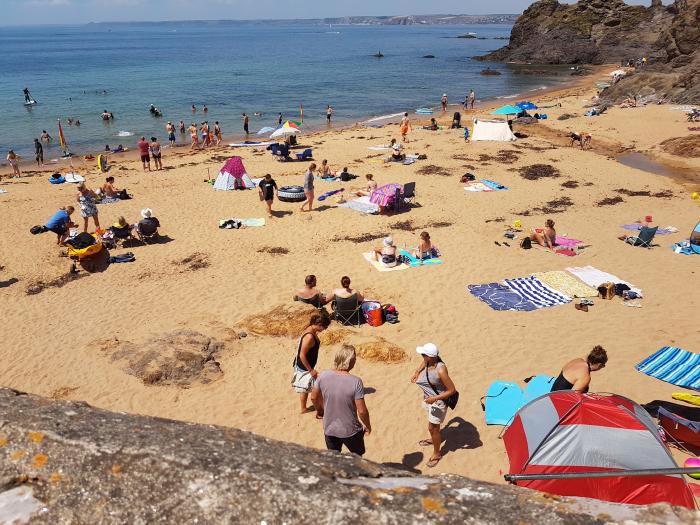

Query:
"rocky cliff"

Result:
[[477, 0, 699, 103], [0, 388, 699, 524]]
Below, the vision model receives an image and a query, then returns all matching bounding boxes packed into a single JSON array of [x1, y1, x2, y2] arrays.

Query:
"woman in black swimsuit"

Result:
[[551, 346, 608, 393], [293, 275, 327, 308], [292, 312, 331, 414]]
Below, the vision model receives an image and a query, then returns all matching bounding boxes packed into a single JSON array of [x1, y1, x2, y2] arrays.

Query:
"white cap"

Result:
[[416, 343, 439, 357], [383, 236, 393, 246], [141, 208, 152, 219]]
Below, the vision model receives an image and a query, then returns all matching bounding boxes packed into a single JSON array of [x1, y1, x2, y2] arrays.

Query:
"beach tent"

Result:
[[471, 119, 516, 142], [503, 391, 696, 508], [491, 104, 521, 116], [213, 156, 254, 191], [691, 220, 700, 254]]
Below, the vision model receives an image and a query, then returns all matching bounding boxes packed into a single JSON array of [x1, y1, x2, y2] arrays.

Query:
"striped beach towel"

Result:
[[636, 346, 700, 391], [503, 276, 571, 308]]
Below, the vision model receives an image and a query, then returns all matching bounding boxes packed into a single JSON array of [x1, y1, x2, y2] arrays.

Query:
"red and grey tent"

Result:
[[503, 391, 696, 509]]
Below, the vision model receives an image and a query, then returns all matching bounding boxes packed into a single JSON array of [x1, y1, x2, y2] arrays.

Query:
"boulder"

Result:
[[0, 388, 698, 524]]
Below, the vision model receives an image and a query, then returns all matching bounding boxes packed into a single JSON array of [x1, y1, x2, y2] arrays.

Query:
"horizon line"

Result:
[[0, 13, 519, 29]]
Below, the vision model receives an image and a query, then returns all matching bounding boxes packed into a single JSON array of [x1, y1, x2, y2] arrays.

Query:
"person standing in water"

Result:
[[203, 104, 208, 113], [214, 121, 222, 145], [40, 130, 53, 142], [166, 121, 176, 146], [468, 89, 476, 110], [178, 120, 185, 134], [34, 138, 43, 167], [242, 113, 249, 135], [326, 105, 333, 124], [191, 104, 196, 113], [441, 93, 448, 112], [551, 346, 608, 393], [278, 112, 283, 125], [23, 88, 32, 103]]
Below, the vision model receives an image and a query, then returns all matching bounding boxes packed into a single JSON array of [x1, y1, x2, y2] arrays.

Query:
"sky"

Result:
[[2, 0, 660, 26]]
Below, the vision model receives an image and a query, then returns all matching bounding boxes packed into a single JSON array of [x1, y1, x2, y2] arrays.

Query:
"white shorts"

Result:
[[291, 369, 315, 393], [422, 400, 447, 425]]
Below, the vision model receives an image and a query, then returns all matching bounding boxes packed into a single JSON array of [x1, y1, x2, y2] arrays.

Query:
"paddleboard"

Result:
[[24, 100, 38, 106], [229, 141, 274, 148], [416, 108, 433, 115], [64, 173, 85, 184]]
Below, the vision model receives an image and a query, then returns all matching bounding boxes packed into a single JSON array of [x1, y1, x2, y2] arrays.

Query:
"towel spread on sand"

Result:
[[468, 283, 538, 312], [671, 240, 698, 255], [565, 265, 642, 296], [636, 346, 700, 391], [622, 224, 676, 235], [218, 218, 265, 228], [362, 252, 409, 272], [464, 179, 507, 192], [554, 235, 582, 247], [398, 249, 442, 267], [532, 271, 598, 298], [503, 276, 571, 308], [337, 196, 380, 214]]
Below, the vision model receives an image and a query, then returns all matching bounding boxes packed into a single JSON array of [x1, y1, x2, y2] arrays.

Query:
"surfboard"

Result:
[[97, 154, 108, 172], [24, 100, 37, 106], [415, 108, 433, 115], [64, 173, 85, 184], [229, 141, 274, 148]]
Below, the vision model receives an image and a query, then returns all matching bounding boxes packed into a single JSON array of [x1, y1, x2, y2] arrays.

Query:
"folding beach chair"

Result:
[[296, 148, 313, 161], [268, 143, 291, 161], [332, 295, 363, 326], [623, 226, 658, 248], [402, 182, 416, 206]]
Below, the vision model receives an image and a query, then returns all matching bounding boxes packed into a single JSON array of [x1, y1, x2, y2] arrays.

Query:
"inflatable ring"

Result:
[[278, 185, 306, 202]]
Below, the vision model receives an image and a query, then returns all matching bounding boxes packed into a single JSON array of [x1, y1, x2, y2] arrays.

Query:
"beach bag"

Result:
[[382, 304, 399, 324], [362, 301, 383, 327], [597, 282, 616, 300], [520, 237, 532, 249], [66, 232, 96, 250], [426, 364, 459, 410], [30, 225, 47, 235]]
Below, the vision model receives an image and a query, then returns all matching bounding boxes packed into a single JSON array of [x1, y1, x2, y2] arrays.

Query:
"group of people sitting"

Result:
[[372, 231, 438, 268], [294, 275, 363, 310]]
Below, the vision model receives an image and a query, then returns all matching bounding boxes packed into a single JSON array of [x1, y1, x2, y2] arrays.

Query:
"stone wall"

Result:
[[0, 388, 698, 524]]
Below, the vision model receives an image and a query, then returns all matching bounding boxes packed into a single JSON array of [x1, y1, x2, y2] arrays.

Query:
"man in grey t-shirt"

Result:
[[311, 345, 371, 455]]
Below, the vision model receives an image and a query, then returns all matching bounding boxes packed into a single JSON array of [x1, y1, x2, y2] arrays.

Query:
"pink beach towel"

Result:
[[555, 235, 582, 248]]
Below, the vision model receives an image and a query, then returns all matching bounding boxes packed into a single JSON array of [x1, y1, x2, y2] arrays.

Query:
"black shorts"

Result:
[[47, 224, 66, 236], [325, 430, 365, 456], [140, 154, 150, 162]]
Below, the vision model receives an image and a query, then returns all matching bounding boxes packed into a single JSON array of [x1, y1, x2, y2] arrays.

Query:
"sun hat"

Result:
[[416, 343, 439, 357], [141, 208, 152, 219], [383, 236, 393, 246]]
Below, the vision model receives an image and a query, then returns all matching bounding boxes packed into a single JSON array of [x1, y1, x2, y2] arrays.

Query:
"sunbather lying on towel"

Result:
[[294, 274, 328, 308], [422, 118, 438, 131], [528, 219, 557, 251], [355, 174, 377, 197], [373, 236, 398, 268]]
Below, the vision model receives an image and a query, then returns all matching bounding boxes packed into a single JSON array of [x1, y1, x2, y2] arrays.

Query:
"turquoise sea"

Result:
[[0, 21, 572, 159]]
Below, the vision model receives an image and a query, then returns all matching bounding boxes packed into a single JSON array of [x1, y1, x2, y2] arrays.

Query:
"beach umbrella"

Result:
[[515, 101, 538, 110], [370, 183, 403, 207], [270, 127, 301, 139], [491, 105, 521, 115], [257, 126, 275, 135]]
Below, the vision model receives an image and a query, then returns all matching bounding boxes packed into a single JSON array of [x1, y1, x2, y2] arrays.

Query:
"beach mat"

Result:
[[532, 271, 598, 298], [503, 276, 571, 308], [622, 224, 677, 235], [484, 381, 523, 425], [398, 249, 442, 267], [566, 265, 642, 296], [362, 252, 409, 272], [636, 346, 700, 391], [337, 196, 379, 215], [467, 282, 538, 312], [218, 218, 265, 228]]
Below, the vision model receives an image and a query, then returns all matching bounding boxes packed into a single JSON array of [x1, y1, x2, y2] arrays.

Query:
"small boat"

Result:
[[373, 50, 384, 58]]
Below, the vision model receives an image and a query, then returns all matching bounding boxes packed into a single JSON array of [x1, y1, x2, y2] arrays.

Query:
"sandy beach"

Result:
[[0, 69, 699, 485]]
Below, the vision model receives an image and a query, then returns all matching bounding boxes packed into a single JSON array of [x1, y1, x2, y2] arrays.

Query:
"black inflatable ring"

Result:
[[278, 185, 306, 202]]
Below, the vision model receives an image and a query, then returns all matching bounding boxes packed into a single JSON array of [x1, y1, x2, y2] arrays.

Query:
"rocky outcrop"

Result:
[[477, 0, 699, 103], [1, 387, 699, 524], [477, 0, 669, 64]]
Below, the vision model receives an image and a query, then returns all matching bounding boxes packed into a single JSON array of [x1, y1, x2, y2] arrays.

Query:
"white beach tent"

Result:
[[471, 119, 516, 142], [213, 156, 255, 190]]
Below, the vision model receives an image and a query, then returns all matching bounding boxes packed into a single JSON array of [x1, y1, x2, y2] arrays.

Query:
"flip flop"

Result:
[[503, 242, 510, 247], [494, 241, 501, 246], [575, 303, 588, 312], [418, 439, 432, 447], [426, 456, 442, 468]]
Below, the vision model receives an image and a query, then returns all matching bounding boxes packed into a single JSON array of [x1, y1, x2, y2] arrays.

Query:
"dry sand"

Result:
[[0, 70, 699, 485]]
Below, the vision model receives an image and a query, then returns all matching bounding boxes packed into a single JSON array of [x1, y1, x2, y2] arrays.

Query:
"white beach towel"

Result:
[[362, 252, 409, 272], [337, 196, 380, 214], [565, 265, 642, 296]]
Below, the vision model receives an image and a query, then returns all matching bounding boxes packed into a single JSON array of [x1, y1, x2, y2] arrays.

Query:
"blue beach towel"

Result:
[[636, 346, 700, 391], [481, 179, 508, 191], [399, 249, 442, 267], [671, 240, 698, 255], [503, 276, 571, 308], [484, 381, 523, 425], [467, 283, 538, 311]]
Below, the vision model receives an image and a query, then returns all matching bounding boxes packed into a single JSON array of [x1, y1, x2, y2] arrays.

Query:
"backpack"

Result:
[[30, 225, 47, 235], [520, 237, 532, 249]]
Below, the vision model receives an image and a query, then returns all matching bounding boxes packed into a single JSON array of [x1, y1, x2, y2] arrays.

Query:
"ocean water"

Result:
[[0, 22, 572, 159]]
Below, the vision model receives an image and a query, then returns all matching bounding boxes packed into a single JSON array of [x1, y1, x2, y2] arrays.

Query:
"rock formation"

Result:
[[0, 387, 698, 524], [476, 0, 699, 102]]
